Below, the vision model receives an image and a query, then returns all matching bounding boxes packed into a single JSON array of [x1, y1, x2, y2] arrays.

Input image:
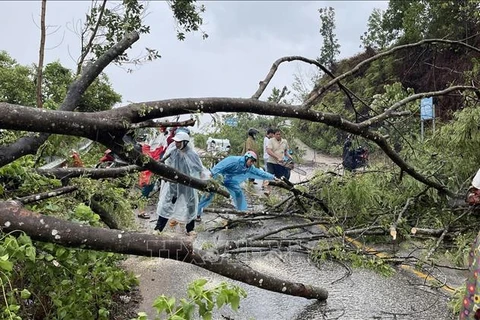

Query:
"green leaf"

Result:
[[56, 247, 66, 258], [25, 246, 36, 262], [152, 295, 169, 313], [20, 289, 31, 299], [8, 304, 20, 312], [167, 297, 176, 310], [0, 260, 13, 271], [216, 292, 226, 309], [194, 278, 208, 287], [179, 300, 195, 319], [17, 233, 32, 246], [229, 294, 240, 311], [201, 311, 212, 320]]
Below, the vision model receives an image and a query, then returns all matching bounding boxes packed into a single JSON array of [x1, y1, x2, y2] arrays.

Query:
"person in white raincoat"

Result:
[[154, 131, 203, 234]]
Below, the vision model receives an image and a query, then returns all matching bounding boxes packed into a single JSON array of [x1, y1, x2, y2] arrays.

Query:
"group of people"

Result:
[[137, 126, 294, 235]]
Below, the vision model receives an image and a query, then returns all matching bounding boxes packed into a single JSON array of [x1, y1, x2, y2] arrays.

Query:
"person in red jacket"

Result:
[[137, 126, 168, 219]]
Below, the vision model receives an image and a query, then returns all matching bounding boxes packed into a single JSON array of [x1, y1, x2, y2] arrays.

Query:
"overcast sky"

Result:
[[1, 1, 388, 127], [0, 0, 388, 131]]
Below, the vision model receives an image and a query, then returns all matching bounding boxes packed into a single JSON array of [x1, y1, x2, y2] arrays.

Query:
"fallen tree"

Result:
[[2, 21, 480, 307], [0, 200, 328, 300]]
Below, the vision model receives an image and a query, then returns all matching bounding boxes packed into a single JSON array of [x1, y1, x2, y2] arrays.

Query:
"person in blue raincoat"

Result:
[[154, 131, 204, 234], [196, 151, 279, 221]]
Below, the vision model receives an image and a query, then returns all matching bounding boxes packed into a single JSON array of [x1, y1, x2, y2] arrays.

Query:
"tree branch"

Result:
[[0, 200, 329, 301], [251, 56, 353, 110], [36, 0, 47, 109], [0, 200, 192, 259], [359, 86, 479, 129], [303, 38, 480, 107], [37, 165, 141, 180], [0, 95, 463, 197], [77, 0, 108, 75], [215, 220, 328, 254], [129, 118, 195, 129], [16, 186, 78, 204], [0, 31, 140, 167]]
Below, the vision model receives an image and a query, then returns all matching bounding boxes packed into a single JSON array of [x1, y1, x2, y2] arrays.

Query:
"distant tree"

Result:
[[76, 0, 207, 74], [317, 7, 340, 70], [360, 8, 395, 50], [0, 52, 36, 106], [382, 0, 480, 44]]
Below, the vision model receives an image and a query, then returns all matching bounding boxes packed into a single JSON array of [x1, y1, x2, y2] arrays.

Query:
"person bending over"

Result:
[[196, 151, 279, 220]]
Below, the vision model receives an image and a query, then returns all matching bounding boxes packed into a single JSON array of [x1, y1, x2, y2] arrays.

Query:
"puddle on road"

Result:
[[131, 210, 458, 320], [130, 162, 460, 319]]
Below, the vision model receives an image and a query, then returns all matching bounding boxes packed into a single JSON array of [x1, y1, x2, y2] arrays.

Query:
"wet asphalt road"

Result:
[[123, 157, 465, 320], [124, 206, 464, 320]]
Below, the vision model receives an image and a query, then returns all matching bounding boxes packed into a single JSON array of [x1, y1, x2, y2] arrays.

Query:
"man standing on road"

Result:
[[265, 129, 293, 195], [242, 128, 260, 184], [262, 128, 275, 190]]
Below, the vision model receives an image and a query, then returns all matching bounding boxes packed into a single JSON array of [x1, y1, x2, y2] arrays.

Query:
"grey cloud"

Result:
[[1, 1, 388, 107]]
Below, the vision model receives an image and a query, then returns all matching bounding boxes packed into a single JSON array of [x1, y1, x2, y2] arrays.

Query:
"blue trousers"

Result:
[[197, 180, 247, 216]]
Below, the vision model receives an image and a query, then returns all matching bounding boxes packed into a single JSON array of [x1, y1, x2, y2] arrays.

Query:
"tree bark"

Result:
[[0, 200, 329, 301], [16, 186, 78, 204], [2, 91, 471, 197], [0, 31, 140, 167], [186, 249, 328, 300], [89, 197, 120, 230], [0, 200, 192, 259], [36, 0, 47, 109], [37, 165, 141, 180]]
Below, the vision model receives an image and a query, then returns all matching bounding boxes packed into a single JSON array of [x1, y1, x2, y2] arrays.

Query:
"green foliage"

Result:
[[168, 0, 208, 41], [71, 175, 138, 229], [0, 52, 121, 111], [445, 233, 475, 267], [450, 284, 466, 316], [0, 51, 36, 106], [360, 8, 395, 50], [134, 279, 247, 320], [80, 0, 207, 71], [311, 240, 395, 277], [317, 7, 340, 69], [82, 0, 159, 67], [42, 61, 121, 111], [0, 157, 62, 199], [433, 106, 480, 181], [0, 158, 140, 318], [382, 0, 480, 44], [0, 230, 138, 320]]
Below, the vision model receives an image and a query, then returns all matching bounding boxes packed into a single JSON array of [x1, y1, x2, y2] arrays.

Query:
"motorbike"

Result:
[[342, 136, 369, 172], [95, 149, 129, 168]]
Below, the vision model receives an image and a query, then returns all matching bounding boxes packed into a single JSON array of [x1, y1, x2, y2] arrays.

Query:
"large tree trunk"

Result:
[[0, 200, 191, 259], [0, 31, 140, 167], [0, 200, 329, 301]]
